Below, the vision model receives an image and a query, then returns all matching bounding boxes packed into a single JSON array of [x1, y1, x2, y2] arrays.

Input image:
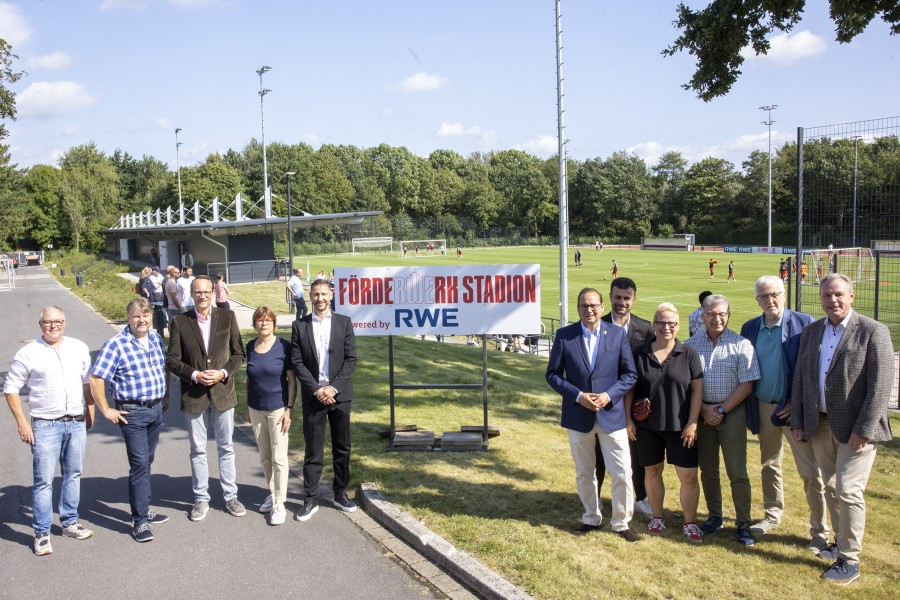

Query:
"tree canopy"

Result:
[[665, 0, 900, 101]]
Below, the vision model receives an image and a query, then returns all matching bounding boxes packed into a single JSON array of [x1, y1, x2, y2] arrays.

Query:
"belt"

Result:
[[32, 415, 85, 423], [116, 398, 162, 408]]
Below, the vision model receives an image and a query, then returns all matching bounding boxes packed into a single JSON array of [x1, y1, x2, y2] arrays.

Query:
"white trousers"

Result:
[[568, 421, 634, 531]]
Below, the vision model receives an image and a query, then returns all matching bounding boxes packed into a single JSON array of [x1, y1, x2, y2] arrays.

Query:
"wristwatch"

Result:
[[715, 405, 726, 416]]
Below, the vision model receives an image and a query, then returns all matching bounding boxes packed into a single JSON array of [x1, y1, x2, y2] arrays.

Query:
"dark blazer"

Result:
[[290, 312, 357, 403], [546, 320, 637, 434], [166, 308, 245, 413], [601, 312, 655, 351], [740, 308, 814, 434], [791, 311, 894, 443]]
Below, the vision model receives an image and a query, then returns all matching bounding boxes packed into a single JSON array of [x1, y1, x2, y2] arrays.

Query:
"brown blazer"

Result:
[[166, 308, 245, 414], [791, 311, 894, 443]]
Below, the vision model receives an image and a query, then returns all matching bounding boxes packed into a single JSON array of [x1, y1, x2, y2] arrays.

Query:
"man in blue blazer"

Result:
[[740, 276, 833, 551], [546, 287, 640, 541]]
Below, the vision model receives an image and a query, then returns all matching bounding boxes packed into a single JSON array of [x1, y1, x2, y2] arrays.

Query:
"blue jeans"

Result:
[[185, 406, 238, 502], [118, 403, 164, 525], [294, 297, 307, 320], [31, 419, 86, 535]]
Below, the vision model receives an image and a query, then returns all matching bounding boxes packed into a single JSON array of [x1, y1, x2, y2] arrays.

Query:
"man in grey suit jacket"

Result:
[[546, 287, 640, 542], [599, 277, 655, 518], [792, 273, 894, 585], [167, 275, 246, 522], [291, 279, 357, 521]]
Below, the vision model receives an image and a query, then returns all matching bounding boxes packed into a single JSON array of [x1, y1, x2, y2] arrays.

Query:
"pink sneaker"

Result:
[[683, 522, 703, 543], [648, 517, 666, 535]]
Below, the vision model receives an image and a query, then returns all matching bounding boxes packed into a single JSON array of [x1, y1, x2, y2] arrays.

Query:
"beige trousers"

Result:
[[568, 421, 634, 531], [248, 406, 290, 505], [810, 414, 877, 565], [757, 401, 836, 544]]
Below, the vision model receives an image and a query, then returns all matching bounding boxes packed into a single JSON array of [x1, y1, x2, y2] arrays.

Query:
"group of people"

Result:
[[546, 273, 891, 585], [5, 276, 357, 554]]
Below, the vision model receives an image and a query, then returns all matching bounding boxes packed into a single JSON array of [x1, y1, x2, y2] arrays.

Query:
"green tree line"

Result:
[[2, 135, 899, 253]]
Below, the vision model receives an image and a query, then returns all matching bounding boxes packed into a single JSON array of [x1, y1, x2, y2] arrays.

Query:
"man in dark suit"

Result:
[[166, 275, 246, 522], [291, 278, 358, 521], [546, 287, 640, 542], [792, 273, 894, 585], [599, 277, 655, 518], [740, 275, 832, 549]]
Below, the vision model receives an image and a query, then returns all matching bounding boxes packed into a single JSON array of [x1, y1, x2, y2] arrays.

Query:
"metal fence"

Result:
[[207, 259, 288, 284], [795, 117, 900, 408]]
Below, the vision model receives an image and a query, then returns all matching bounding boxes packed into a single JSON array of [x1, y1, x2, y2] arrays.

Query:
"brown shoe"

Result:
[[573, 523, 601, 535], [616, 528, 641, 542]]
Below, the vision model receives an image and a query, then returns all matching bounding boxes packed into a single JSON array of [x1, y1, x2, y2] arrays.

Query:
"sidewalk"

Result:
[[0, 266, 444, 599]]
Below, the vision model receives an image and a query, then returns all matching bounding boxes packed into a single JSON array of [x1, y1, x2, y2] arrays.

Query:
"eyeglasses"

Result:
[[39, 319, 64, 327], [255, 319, 274, 325], [654, 321, 678, 329], [192, 290, 214, 296], [577, 304, 602, 311], [756, 291, 782, 301], [705, 312, 729, 320]]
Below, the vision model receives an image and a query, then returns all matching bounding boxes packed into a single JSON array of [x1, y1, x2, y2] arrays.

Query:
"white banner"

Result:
[[334, 264, 541, 336]]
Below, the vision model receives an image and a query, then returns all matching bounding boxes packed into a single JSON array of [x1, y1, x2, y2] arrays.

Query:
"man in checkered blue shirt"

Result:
[[684, 294, 760, 547], [89, 297, 170, 543]]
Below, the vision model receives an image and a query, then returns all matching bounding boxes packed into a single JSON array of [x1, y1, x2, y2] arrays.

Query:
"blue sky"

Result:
[[2, 1, 898, 171]]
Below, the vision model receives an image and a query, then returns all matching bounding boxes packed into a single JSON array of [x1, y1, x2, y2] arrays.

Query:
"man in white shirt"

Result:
[[177, 266, 195, 310], [286, 268, 307, 320], [4, 306, 95, 556]]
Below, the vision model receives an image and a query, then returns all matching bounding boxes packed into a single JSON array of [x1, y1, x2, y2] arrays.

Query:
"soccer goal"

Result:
[[802, 247, 876, 283], [399, 239, 447, 258], [352, 237, 394, 255]]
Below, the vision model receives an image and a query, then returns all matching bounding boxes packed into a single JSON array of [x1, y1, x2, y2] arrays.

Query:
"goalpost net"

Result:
[[802, 247, 876, 283], [398, 239, 447, 258], [351, 237, 394, 255]]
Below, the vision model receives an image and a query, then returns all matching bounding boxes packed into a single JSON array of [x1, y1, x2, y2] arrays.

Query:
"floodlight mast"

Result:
[[555, 0, 569, 326], [760, 104, 777, 250], [257, 65, 272, 198]]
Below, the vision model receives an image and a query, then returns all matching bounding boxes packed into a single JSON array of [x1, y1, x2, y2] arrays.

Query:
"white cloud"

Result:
[[0, 3, 33, 47], [25, 52, 74, 71], [382, 107, 393, 118], [99, 0, 147, 11], [63, 125, 81, 137], [16, 81, 97, 118], [391, 72, 448, 93], [434, 122, 482, 137], [302, 133, 320, 147], [742, 30, 827, 65], [518, 134, 559, 156], [127, 117, 175, 133]]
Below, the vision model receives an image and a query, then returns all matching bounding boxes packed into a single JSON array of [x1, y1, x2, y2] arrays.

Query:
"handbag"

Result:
[[631, 358, 668, 422]]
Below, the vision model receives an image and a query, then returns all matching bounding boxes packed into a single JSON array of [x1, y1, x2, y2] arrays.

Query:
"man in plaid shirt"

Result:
[[685, 294, 760, 546], [89, 297, 170, 543]]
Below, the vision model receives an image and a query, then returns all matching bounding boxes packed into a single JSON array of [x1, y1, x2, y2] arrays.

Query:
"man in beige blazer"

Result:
[[791, 273, 893, 585]]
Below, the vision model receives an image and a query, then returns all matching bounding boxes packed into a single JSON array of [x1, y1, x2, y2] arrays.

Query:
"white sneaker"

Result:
[[634, 498, 653, 518], [259, 494, 274, 513], [269, 503, 286, 526]]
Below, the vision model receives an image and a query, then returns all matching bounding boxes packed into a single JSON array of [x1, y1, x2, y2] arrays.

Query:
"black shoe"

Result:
[[699, 515, 723, 535], [736, 521, 756, 546], [333, 492, 357, 513], [132, 523, 154, 543], [294, 498, 319, 522], [616, 528, 641, 543], [573, 523, 601, 535]]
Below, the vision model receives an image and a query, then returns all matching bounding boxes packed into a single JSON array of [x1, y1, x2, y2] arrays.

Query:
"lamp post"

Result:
[[852, 136, 861, 247], [175, 127, 183, 205], [286, 171, 295, 274], [759, 104, 777, 251], [257, 65, 272, 198]]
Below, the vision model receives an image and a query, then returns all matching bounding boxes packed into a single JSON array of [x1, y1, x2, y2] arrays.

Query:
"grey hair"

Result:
[[755, 275, 785, 294], [39, 305, 65, 321], [702, 294, 729, 312], [654, 302, 679, 321], [821, 272, 854, 292], [127, 297, 152, 316]]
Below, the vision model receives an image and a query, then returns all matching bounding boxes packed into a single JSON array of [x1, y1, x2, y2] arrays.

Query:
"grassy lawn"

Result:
[[48, 249, 900, 598]]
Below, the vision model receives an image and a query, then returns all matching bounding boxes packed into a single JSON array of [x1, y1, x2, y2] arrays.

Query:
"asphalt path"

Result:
[[0, 266, 440, 599]]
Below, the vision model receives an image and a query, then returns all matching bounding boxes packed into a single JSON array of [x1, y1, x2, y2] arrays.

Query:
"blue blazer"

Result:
[[546, 320, 637, 434], [739, 309, 814, 434]]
